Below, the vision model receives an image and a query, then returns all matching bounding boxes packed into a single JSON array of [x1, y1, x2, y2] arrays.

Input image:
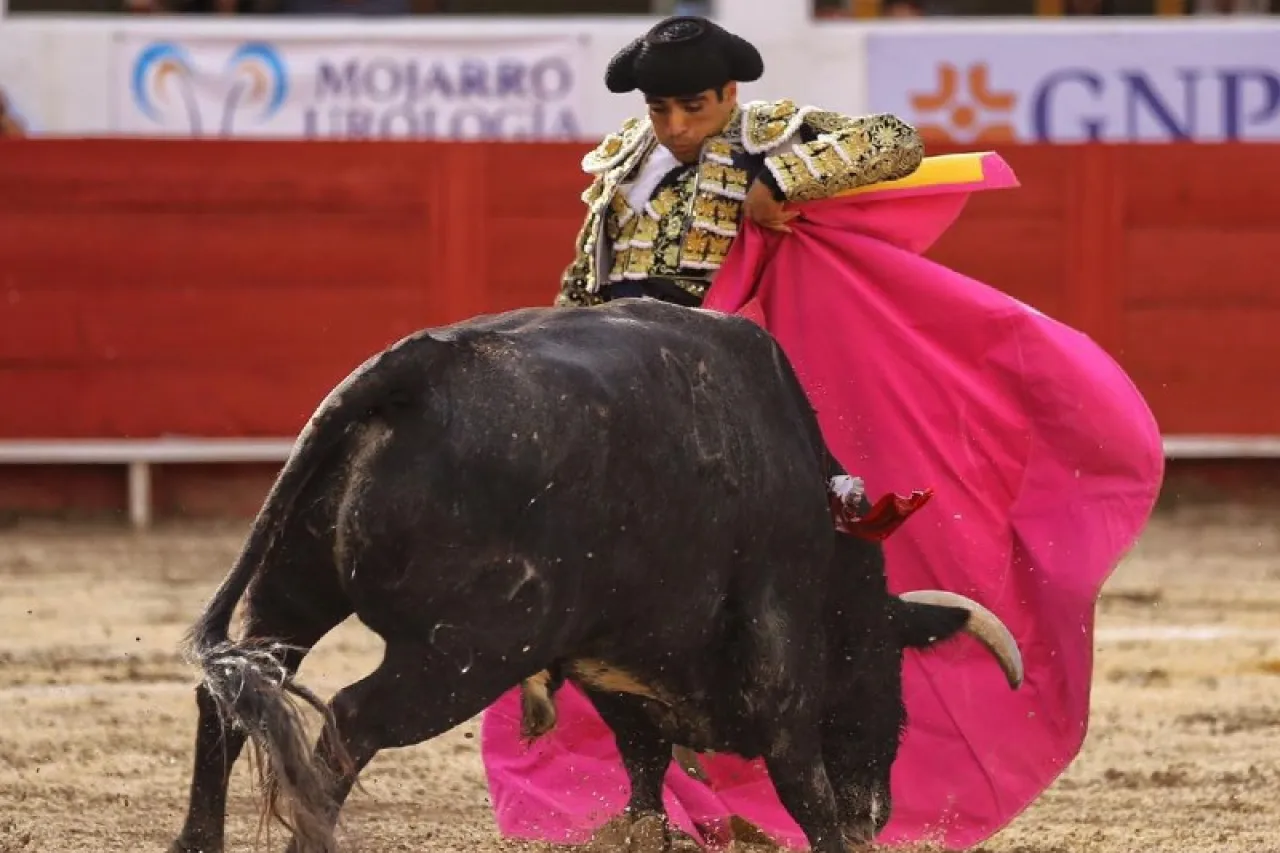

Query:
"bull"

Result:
[[166, 298, 1022, 853]]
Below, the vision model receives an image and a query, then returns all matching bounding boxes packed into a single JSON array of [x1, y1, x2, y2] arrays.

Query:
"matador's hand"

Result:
[[743, 177, 799, 233]]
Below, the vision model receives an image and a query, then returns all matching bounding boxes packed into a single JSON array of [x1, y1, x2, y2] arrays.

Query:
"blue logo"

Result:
[[1027, 67, 1280, 142], [131, 40, 289, 135]]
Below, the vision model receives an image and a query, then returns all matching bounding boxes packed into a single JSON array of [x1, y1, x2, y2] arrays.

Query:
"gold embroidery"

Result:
[[680, 228, 734, 270], [741, 99, 812, 153], [805, 141, 852, 181], [675, 279, 711, 301], [554, 215, 603, 308], [802, 109, 856, 135], [606, 193, 633, 241], [580, 179, 605, 206], [581, 115, 649, 174], [649, 185, 682, 219], [659, 242, 682, 271], [764, 112, 924, 203], [607, 193, 644, 281], [699, 162, 750, 199], [767, 156, 811, 197], [557, 117, 658, 304], [601, 140, 756, 288], [632, 212, 661, 247], [608, 168, 700, 282], [690, 193, 740, 238], [558, 115, 662, 306], [703, 137, 735, 165]]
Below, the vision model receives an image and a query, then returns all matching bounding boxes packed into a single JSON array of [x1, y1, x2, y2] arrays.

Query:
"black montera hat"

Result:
[[605, 16, 764, 98]]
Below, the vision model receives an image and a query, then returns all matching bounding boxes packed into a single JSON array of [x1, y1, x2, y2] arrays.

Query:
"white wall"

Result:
[[6, 9, 1274, 142], [0, 7, 871, 137]]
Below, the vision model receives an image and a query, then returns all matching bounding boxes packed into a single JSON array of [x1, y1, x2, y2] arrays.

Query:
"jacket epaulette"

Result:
[[582, 116, 653, 175], [739, 99, 820, 154]]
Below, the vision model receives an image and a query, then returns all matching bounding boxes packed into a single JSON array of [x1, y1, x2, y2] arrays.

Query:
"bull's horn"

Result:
[[899, 590, 1024, 689]]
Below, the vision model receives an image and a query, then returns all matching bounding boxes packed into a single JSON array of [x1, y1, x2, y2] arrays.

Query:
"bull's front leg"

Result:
[[581, 689, 676, 853], [822, 757, 891, 847], [739, 589, 847, 851], [822, 728, 897, 846], [763, 737, 849, 853]]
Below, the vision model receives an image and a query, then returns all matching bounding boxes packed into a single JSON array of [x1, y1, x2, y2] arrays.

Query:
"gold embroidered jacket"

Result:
[[553, 98, 924, 308]]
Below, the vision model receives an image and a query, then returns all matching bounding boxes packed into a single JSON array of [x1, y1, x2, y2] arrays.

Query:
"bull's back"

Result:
[[437, 301, 831, 530]]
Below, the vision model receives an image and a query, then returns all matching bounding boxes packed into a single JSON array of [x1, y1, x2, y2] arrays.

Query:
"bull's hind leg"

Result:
[[582, 690, 677, 853], [169, 681, 251, 853], [170, 559, 352, 853], [279, 638, 520, 853]]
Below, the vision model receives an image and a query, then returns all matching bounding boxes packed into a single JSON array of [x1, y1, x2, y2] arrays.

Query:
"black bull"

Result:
[[166, 299, 1023, 853]]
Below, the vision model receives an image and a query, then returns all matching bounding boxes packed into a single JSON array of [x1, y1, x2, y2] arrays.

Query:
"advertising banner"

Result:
[[866, 27, 1280, 143], [108, 30, 589, 140]]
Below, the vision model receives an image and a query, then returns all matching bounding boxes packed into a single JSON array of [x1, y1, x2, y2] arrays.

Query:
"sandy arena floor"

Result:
[[2, 505, 1279, 853]]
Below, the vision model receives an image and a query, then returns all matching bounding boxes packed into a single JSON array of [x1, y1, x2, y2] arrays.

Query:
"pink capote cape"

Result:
[[480, 152, 1165, 850]]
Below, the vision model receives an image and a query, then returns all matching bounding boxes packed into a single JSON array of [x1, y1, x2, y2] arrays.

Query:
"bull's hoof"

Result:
[[166, 833, 222, 853], [589, 812, 672, 853], [166, 842, 213, 853]]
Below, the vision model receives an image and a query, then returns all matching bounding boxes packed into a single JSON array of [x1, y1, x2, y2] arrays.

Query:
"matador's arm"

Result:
[[756, 110, 925, 204]]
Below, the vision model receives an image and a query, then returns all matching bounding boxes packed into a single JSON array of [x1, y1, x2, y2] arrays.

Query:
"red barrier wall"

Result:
[[1, 140, 1278, 518]]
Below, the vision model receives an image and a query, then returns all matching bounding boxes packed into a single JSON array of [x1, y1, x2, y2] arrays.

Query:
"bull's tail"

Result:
[[195, 641, 341, 852], [892, 591, 1025, 690], [178, 466, 347, 851], [178, 335, 429, 853]]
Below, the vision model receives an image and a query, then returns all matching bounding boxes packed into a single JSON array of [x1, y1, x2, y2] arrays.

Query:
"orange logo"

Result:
[[909, 63, 1017, 144]]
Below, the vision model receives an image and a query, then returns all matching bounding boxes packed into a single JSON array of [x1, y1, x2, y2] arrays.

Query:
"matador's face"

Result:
[[645, 82, 739, 165]]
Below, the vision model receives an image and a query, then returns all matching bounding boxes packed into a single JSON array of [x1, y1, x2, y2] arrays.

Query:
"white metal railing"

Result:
[[0, 438, 296, 530], [0, 434, 1276, 531], [1161, 435, 1280, 460]]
